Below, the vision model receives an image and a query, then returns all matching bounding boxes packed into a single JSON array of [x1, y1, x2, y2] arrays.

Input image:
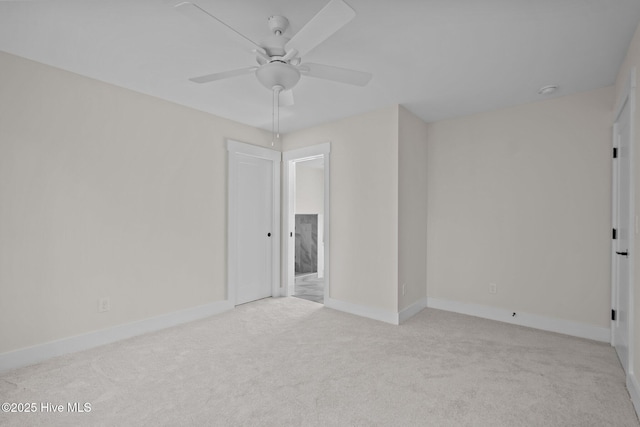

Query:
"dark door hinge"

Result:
[[613, 228, 617, 240], [613, 147, 618, 158], [612, 309, 617, 321]]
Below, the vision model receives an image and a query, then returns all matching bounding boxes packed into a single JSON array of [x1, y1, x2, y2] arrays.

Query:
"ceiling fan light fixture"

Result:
[[256, 62, 301, 91], [180, 0, 372, 139], [537, 84, 559, 95]]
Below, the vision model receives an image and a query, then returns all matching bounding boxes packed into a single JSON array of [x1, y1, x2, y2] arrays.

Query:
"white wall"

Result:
[[614, 19, 640, 395], [295, 162, 324, 215], [0, 52, 274, 354], [426, 86, 614, 328], [282, 107, 399, 313], [398, 106, 428, 311], [1, 44, 618, 357]]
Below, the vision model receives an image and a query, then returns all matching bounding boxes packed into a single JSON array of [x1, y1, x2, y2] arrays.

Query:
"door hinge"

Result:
[[613, 228, 618, 240], [612, 309, 617, 321], [613, 147, 618, 158]]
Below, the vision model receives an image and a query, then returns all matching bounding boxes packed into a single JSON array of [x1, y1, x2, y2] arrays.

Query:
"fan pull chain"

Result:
[[272, 88, 275, 146], [276, 87, 280, 140], [271, 85, 283, 146]]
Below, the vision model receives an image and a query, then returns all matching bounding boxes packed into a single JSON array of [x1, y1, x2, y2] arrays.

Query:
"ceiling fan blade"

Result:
[[189, 66, 257, 84], [299, 63, 372, 86], [174, 2, 266, 55], [285, 0, 355, 57], [280, 90, 294, 107]]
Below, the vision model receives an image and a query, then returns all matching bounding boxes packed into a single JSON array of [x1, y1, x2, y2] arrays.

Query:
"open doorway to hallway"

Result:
[[293, 158, 325, 304], [283, 142, 330, 305]]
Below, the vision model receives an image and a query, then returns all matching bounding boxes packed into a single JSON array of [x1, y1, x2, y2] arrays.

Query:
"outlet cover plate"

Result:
[[98, 297, 110, 313]]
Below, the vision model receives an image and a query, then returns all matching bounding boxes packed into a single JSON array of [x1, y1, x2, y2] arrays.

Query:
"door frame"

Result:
[[611, 67, 636, 375], [227, 139, 281, 305], [282, 143, 331, 300]]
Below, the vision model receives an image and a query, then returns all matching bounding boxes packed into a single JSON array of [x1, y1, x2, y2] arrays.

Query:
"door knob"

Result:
[[616, 251, 629, 256]]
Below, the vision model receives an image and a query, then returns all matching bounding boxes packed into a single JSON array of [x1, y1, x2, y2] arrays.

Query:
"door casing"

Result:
[[283, 143, 331, 300], [611, 67, 636, 377]]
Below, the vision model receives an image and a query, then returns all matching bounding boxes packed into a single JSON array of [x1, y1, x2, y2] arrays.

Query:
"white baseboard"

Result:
[[0, 300, 234, 373], [325, 297, 399, 325], [324, 296, 428, 325], [627, 373, 640, 418], [399, 297, 428, 324], [426, 297, 610, 342]]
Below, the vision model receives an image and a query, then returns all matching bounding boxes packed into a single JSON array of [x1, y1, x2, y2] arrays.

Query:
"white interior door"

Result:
[[236, 155, 272, 304], [228, 140, 280, 306], [613, 96, 633, 373]]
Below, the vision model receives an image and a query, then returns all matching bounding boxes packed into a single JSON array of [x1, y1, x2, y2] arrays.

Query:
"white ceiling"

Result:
[[1, 0, 639, 134]]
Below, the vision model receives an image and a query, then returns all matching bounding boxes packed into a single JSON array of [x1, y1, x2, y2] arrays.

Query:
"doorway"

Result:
[[612, 69, 636, 375], [294, 158, 324, 303], [283, 143, 331, 304], [227, 140, 280, 305]]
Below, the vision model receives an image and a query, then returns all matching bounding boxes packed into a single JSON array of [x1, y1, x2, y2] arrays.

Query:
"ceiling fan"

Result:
[[174, 0, 373, 108]]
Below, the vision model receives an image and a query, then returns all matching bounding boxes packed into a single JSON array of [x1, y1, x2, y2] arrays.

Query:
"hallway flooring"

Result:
[[293, 273, 324, 304]]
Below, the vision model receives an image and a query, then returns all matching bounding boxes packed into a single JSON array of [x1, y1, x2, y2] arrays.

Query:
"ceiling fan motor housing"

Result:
[[256, 62, 301, 91], [261, 34, 288, 57]]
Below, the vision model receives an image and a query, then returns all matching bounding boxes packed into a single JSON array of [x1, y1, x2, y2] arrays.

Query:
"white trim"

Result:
[[325, 297, 399, 325], [271, 150, 282, 298], [0, 300, 233, 373], [627, 373, 640, 418], [227, 140, 281, 162], [628, 67, 637, 378], [398, 297, 428, 323], [615, 67, 637, 120], [322, 151, 330, 304], [282, 143, 331, 302], [282, 156, 296, 297], [612, 120, 620, 347], [227, 140, 281, 305], [629, 66, 637, 378], [426, 297, 610, 342], [283, 143, 331, 162]]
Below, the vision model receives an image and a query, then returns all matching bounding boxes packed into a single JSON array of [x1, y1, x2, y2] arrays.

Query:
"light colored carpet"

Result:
[[0, 297, 638, 426]]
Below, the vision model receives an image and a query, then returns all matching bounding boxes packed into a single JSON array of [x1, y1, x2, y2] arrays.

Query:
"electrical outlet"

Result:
[[98, 297, 110, 313], [489, 283, 497, 294]]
